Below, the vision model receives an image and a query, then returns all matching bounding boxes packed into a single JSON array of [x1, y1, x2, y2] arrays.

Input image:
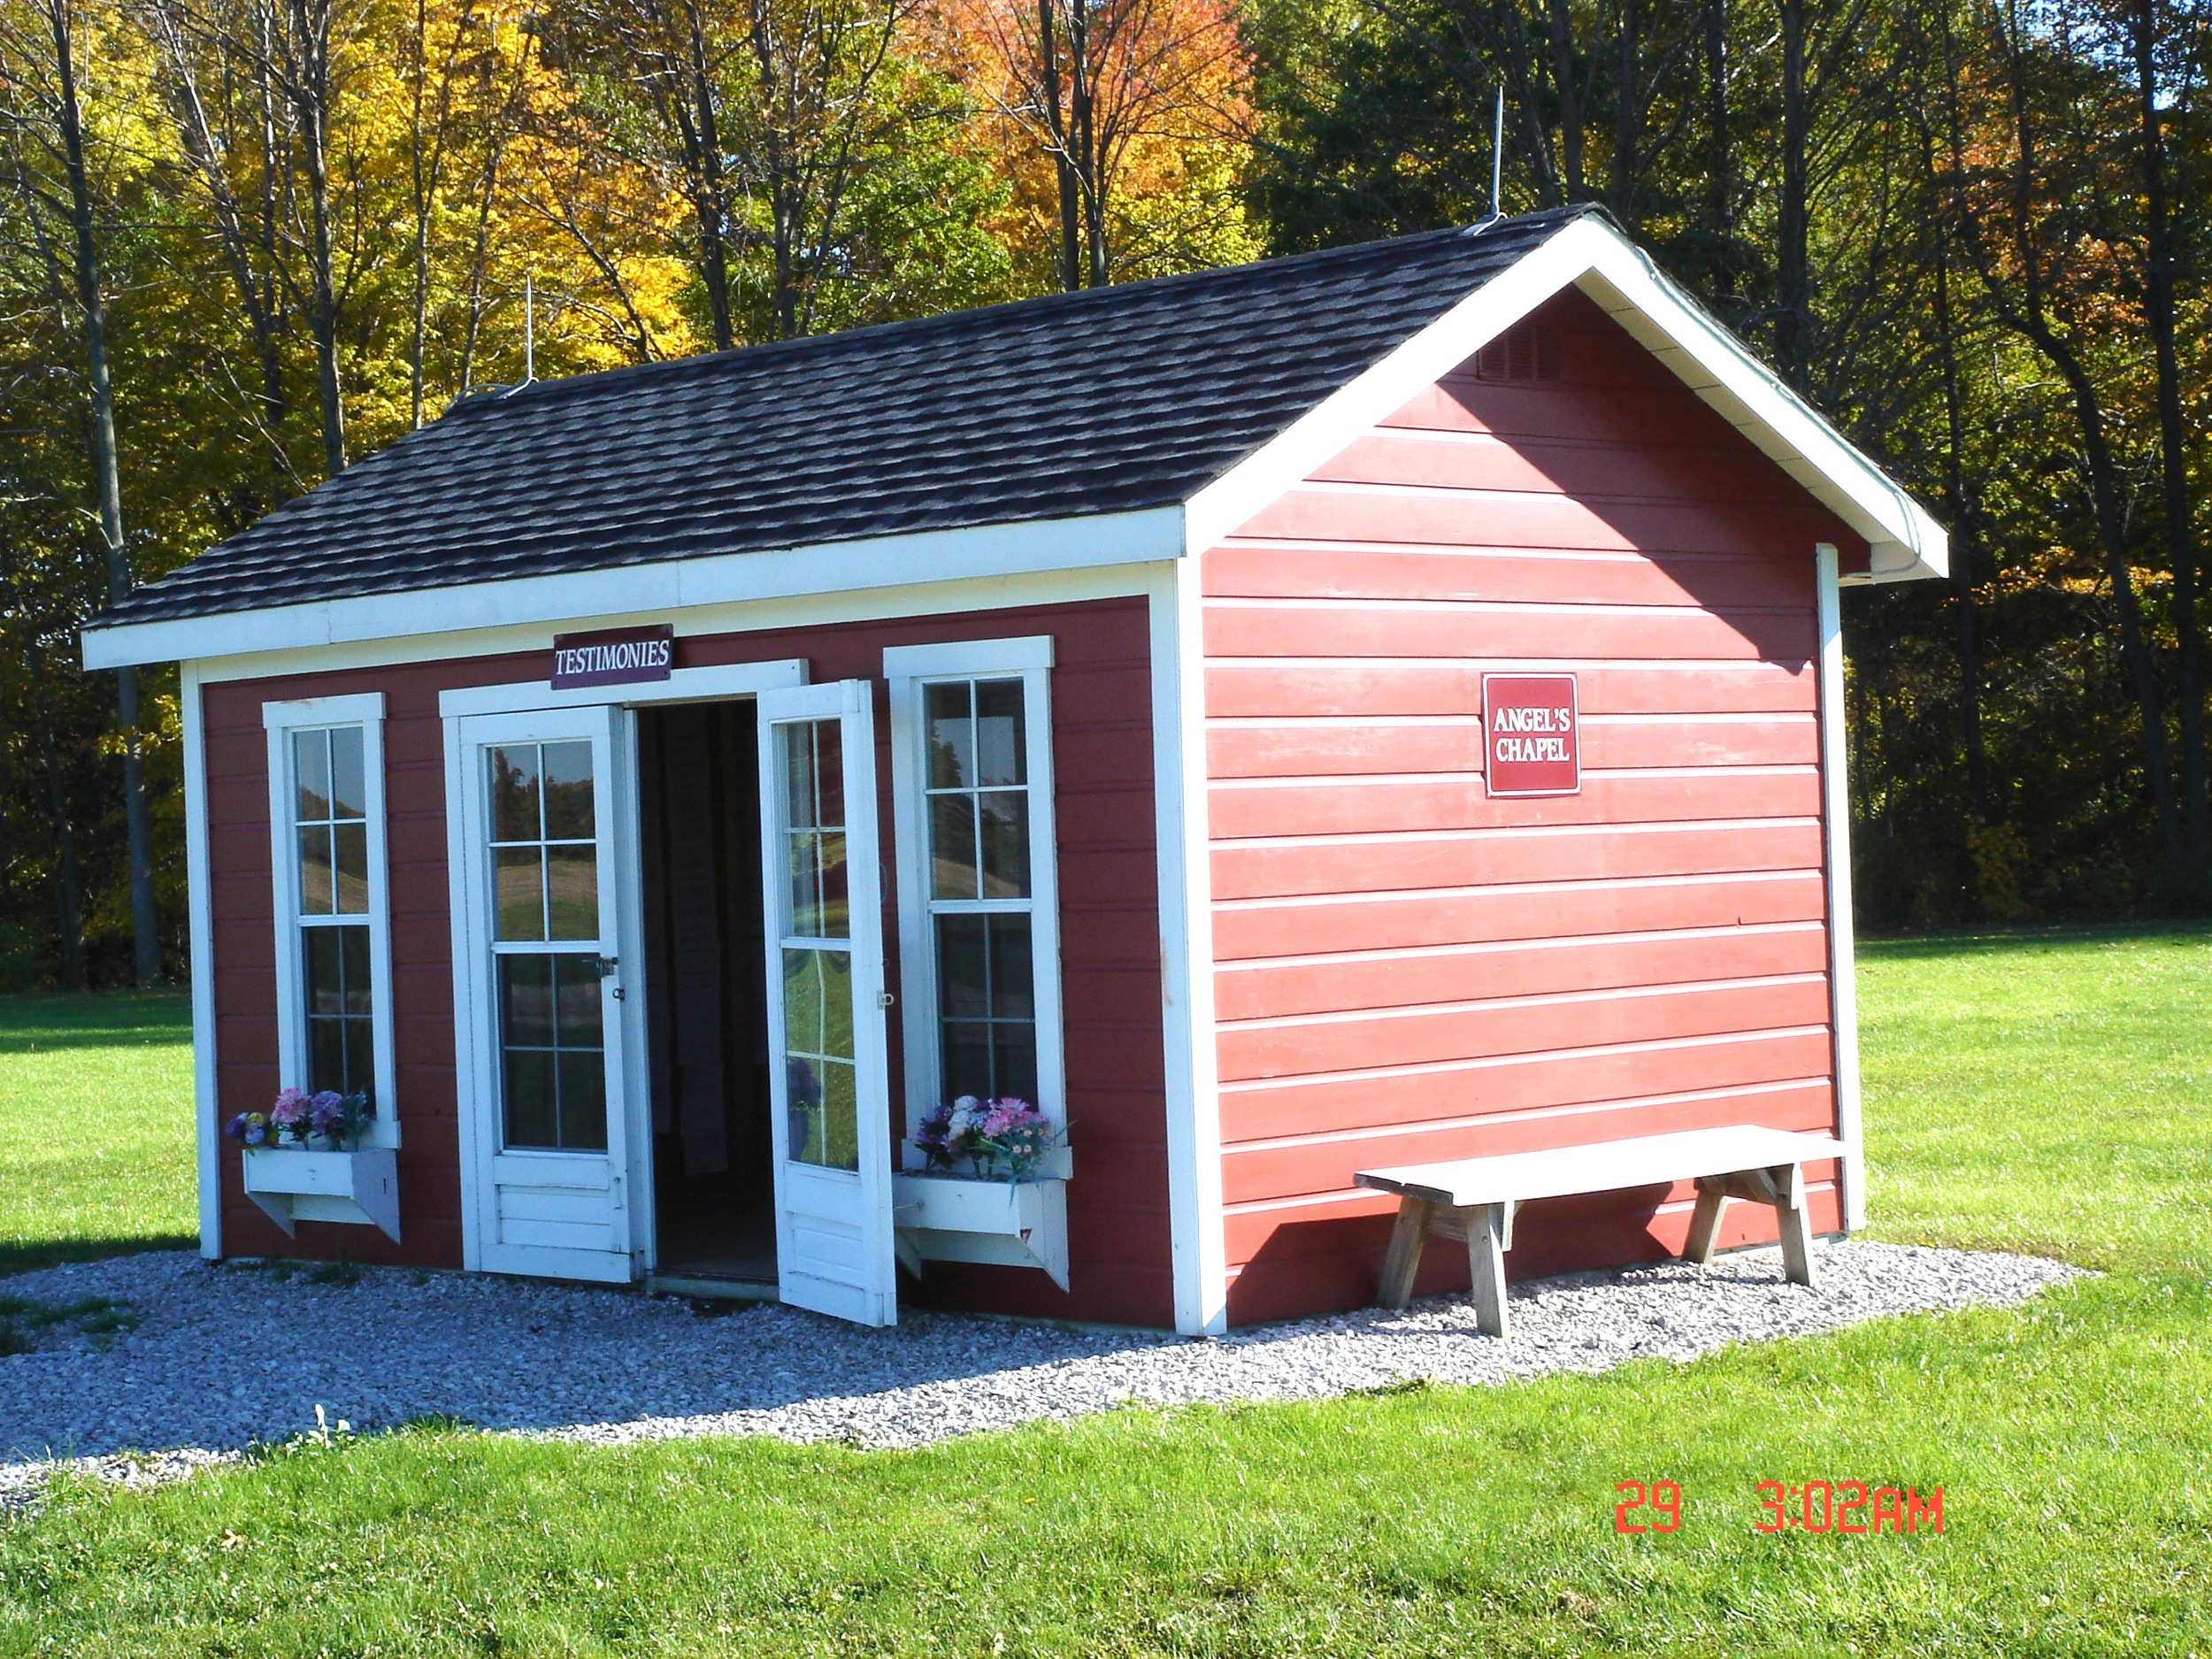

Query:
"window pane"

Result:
[[929, 795, 978, 899], [818, 1056, 858, 1171], [987, 915, 1034, 1018], [489, 745, 540, 843], [340, 924, 373, 1015], [297, 826, 335, 915], [936, 915, 989, 1018], [294, 730, 332, 823], [978, 791, 1030, 899], [781, 948, 825, 1057], [494, 848, 544, 941], [500, 954, 554, 1047], [304, 926, 345, 1015], [816, 949, 854, 1058], [557, 1051, 608, 1150], [541, 741, 595, 841], [308, 1017, 347, 1096], [786, 1058, 825, 1165], [343, 1017, 374, 1102], [333, 823, 370, 914], [553, 954, 605, 1048], [503, 1048, 557, 1148], [328, 726, 366, 820], [974, 680, 1026, 787], [784, 725, 818, 830], [925, 681, 974, 789], [545, 846, 599, 941], [941, 1021, 991, 1102], [813, 721, 844, 828], [992, 1023, 1039, 1106]]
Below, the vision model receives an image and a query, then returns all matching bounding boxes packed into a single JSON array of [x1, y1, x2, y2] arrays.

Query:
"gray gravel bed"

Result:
[[2, 1241, 2081, 1509]]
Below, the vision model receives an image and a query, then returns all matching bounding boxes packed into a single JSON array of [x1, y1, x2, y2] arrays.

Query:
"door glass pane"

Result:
[[781, 721, 849, 938], [545, 846, 599, 940], [782, 946, 857, 1170], [541, 741, 595, 840], [494, 848, 545, 941], [499, 952, 605, 1150], [489, 745, 541, 842]]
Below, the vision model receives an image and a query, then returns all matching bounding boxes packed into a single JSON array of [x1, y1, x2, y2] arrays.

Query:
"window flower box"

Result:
[[891, 1151, 1071, 1290], [241, 1146, 401, 1242]]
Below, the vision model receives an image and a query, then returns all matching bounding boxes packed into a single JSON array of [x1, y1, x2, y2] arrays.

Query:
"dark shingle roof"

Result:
[[96, 207, 1598, 629]]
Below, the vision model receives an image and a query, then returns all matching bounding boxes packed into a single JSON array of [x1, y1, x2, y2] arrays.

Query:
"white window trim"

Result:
[[883, 635, 1066, 1154], [262, 693, 399, 1148]]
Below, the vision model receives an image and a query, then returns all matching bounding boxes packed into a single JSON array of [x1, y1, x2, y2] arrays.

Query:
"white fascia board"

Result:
[[1185, 216, 1947, 584], [82, 505, 1184, 672]]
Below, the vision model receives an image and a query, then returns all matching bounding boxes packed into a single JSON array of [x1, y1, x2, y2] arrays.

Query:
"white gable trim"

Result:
[[1183, 215, 1947, 583], [82, 505, 1184, 672]]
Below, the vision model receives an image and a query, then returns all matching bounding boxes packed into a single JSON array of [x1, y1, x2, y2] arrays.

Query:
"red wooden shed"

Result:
[[83, 206, 1946, 1336]]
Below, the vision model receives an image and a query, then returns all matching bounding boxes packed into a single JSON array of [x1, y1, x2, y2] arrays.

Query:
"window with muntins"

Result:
[[886, 638, 1064, 1145], [264, 695, 395, 1139]]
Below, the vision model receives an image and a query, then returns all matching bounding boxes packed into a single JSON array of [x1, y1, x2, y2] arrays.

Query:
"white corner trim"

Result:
[[437, 657, 808, 718], [84, 509, 1184, 672], [442, 711, 484, 1273], [882, 634, 1055, 679], [180, 662, 221, 1258], [1183, 216, 1947, 584], [1151, 561, 1228, 1335], [1816, 543, 1866, 1230]]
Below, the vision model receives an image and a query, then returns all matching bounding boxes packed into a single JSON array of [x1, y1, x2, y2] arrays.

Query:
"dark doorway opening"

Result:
[[637, 700, 774, 1284]]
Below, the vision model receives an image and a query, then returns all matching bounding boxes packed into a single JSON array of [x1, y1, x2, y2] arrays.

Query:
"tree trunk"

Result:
[[2131, 0, 2208, 893], [1704, 0, 1733, 304], [292, 0, 346, 474], [1931, 250, 1986, 826], [1609, 0, 1637, 224], [1546, 0, 1585, 197], [49, 0, 158, 986], [1775, 0, 1810, 388]]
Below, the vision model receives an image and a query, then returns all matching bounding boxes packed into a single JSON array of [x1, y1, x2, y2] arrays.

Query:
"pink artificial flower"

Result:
[[270, 1087, 311, 1125]]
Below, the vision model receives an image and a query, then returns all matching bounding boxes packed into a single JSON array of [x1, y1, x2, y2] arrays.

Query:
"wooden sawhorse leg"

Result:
[[1464, 1201, 1515, 1338], [1679, 1164, 1816, 1289], [1377, 1197, 1436, 1309]]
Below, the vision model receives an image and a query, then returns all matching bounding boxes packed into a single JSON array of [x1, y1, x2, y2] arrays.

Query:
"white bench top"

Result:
[[1356, 1125, 1847, 1210]]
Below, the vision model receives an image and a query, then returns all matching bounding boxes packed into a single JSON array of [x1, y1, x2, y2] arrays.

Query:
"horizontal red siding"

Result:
[[198, 595, 1172, 1328], [1206, 288, 1857, 1325]]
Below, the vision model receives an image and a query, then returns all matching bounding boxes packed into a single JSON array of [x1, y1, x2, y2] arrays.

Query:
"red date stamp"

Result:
[[1755, 1480, 1942, 1534], [1613, 1479, 1944, 1535]]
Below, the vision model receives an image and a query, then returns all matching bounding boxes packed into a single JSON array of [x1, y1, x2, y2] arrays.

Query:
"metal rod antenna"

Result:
[[525, 273, 534, 384], [1491, 87, 1504, 220]]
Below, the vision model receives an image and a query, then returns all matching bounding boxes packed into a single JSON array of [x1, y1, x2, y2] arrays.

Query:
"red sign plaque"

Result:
[[550, 625, 674, 690], [1482, 672, 1580, 797]]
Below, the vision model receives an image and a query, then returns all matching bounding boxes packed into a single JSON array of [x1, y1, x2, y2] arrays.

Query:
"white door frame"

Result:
[[757, 679, 899, 1325], [442, 657, 808, 1280]]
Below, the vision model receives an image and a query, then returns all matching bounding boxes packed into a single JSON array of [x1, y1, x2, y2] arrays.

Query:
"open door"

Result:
[[454, 705, 636, 1283], [757, 680, 897, 1325]]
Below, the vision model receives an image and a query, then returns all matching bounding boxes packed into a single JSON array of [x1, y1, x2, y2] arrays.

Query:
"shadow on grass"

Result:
[[0, 1236, 198, 1279], [1857, 919, 2212, 964], [0, 990, 191, 1055]]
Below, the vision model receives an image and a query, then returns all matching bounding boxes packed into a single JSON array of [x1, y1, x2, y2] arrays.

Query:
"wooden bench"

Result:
[[1356, 1126, 1846, 1337]]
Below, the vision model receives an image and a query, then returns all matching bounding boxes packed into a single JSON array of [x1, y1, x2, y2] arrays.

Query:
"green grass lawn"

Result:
[[0, 993, 195, 1274], [3, 933, 2209, 1656]]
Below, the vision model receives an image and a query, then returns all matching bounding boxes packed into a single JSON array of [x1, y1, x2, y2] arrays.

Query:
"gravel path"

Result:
[[2, 1242, 2080, 1508]]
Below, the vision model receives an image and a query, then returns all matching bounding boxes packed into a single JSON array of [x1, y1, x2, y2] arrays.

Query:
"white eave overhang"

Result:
[[1183, 213, 1948, 587], [80, 504, 1186, 672]]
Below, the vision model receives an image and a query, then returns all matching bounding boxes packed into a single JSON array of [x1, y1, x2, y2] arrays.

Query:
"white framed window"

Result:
[[884, 637, 1064, 1153], [264, 694, 397, 1146]]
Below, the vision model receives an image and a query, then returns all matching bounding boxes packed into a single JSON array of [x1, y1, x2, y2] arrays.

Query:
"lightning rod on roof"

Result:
[[1489, 87, 1504, 224], [524, 272, 535, 386]]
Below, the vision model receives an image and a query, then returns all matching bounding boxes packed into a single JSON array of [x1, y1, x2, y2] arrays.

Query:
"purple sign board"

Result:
[[550, 625, 675, 690]]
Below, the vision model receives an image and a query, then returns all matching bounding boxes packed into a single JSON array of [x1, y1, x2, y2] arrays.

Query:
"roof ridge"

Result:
[[443, 205, 1598, 420]]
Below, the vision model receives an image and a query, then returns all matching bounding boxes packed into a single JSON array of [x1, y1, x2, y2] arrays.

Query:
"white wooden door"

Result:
[[455, 706, 635, 1283], [757, 681, 897, 1325]]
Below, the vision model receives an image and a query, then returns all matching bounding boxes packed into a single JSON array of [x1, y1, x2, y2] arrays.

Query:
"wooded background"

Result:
[[3, 0, 2207, 987]]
